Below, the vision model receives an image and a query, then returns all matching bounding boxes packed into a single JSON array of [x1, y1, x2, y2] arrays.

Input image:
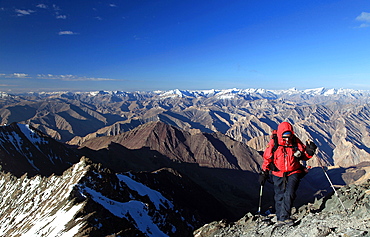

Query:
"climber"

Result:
[[259, 121, 317, 226]]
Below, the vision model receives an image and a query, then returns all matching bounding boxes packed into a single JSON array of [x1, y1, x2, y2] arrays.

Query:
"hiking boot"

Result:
[[275, 221, 285, 227], [275, 219, 294, 227], [284, 219, 294, 226]]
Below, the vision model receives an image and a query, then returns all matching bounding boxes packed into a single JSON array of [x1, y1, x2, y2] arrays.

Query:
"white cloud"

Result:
[[1, 73, 120, 82], [358, 23, 370, 28], [109, 4, 117, 7], [15, 9, 35, 16], [356, 12, 370, 22], [37, 74, 120, 81], [13, 73, 30, 78], [58, 31, 77, 35], [36, 4, 47, 9], [0, 73, 30, 78], [52, 4, 61, 11], [56, 15, 67, 19]]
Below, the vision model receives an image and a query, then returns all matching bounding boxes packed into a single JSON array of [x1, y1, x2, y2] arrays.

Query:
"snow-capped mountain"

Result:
[[153, 87, 369, 98], [7, 87, 370, 101], [139, 87, 367, 100], [0, 123, 79, 177]]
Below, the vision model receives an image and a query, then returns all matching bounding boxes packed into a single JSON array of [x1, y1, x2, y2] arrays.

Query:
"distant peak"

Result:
[[8, 88, 370, 104]]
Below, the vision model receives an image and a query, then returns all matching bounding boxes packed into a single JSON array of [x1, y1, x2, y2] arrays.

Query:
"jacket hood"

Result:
[[277, 122, 294, 145]]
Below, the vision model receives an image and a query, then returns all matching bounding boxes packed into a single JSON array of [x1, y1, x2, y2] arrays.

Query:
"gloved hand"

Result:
[[306, 140, 317, 156], [294, 150, 302, 158], [259, 170, 269, 186], [268, 162, 279, 171]]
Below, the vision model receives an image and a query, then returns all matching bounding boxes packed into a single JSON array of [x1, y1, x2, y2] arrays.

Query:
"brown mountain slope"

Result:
[[79, 121, 262, 171], [77, 121, 263, 219]]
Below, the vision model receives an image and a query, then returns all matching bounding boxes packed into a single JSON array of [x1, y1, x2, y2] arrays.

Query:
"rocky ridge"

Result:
[[194, 179, 370, 237]]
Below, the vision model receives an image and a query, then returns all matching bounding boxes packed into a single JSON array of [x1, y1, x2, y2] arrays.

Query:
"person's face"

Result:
[[282, 132, 291, 142]]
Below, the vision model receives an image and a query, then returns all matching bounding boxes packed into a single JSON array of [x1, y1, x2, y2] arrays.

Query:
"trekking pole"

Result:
[[257, 184, 263, 216], [313, 143, 347, 214], [255, 183, 264, 234]]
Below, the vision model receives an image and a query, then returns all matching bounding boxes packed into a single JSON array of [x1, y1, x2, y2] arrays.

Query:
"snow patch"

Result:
[[117, 174, 174, 210], [16, 123, 65, 163], [22, 203, 84, 237], [84, 187, 169, 237], [17, 124, 45, 146]]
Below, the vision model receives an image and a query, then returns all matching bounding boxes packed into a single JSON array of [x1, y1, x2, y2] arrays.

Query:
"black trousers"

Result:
[[272, 173, 301, 221]]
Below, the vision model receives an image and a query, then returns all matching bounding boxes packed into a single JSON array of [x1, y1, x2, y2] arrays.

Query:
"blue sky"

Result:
[[1, 0, 370, 93]]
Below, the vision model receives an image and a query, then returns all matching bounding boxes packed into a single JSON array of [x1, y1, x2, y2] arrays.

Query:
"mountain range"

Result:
[[0, 87, 369, 236], [1, 87, 370, 168]]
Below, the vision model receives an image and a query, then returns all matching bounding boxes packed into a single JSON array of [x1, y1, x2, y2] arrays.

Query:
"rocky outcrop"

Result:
[[194, 179, 370, 237]]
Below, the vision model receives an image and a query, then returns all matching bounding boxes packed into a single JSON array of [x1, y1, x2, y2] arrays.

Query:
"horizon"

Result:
[[1, 86, 370, 95], [1, 0, 370, 93]]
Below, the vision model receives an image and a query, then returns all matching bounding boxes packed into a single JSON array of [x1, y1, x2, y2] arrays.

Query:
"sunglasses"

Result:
[[282, 132, 292, 138]]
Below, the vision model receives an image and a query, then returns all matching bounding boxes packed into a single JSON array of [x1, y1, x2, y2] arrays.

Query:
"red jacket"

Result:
[[262, 122, 312, 177]]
